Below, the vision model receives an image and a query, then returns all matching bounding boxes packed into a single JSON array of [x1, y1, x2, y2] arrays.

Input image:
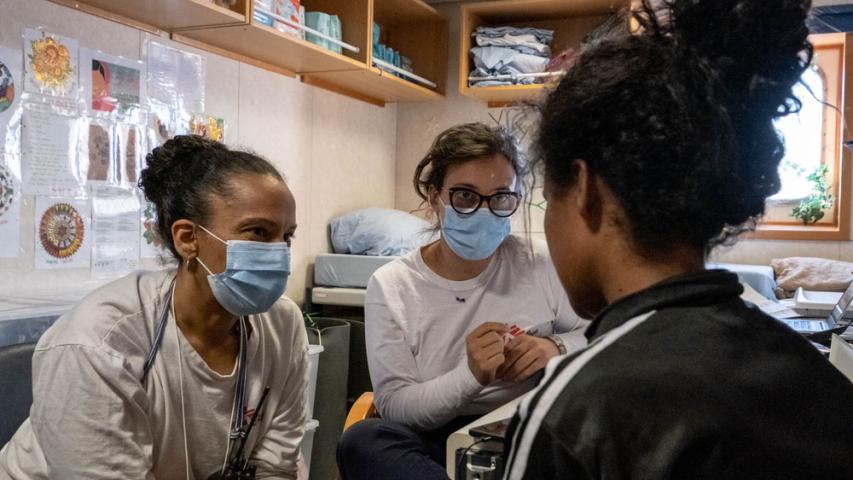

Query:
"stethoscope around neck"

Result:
[[140, 279, 251, 441]]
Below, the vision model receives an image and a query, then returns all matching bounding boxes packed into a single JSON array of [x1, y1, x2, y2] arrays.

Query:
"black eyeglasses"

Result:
[[446, 187, 521, 218]]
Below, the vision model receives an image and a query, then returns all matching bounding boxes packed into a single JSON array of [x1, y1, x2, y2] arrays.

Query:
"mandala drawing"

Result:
[[0, 61, 14, 114], [39, 203, 84, 259]]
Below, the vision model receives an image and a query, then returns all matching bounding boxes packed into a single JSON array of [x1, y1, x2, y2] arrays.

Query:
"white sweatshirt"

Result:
[[365, 236, 587, 431], [0, 269, 308, 480]]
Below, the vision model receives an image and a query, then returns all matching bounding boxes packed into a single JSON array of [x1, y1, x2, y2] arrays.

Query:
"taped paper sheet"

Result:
[[0, 46, 23, 157], [0, 159, 21, 258], [146, 40, 206, 147], [91, 185, 140, 278], [80, 47, 146, 121], [21, 102, 83, 196]]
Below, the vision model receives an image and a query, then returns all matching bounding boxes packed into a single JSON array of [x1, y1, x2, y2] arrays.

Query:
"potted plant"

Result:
[[791, 164, 833, 224]]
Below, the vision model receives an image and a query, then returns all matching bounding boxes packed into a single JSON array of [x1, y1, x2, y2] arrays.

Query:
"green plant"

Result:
[[791, 165, 833, 224]]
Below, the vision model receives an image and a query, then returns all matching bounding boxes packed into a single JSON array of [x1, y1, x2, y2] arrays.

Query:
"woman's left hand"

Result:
[[497, 335, 560, 383]]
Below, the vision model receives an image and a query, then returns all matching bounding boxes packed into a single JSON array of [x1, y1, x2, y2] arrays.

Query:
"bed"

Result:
[[708, 263, 777, 300], [311, 254, 398, 307], [309, 255, 778, 308]]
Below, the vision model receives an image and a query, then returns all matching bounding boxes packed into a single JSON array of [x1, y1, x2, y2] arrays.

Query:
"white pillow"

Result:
[[330, 208, 436, 256]]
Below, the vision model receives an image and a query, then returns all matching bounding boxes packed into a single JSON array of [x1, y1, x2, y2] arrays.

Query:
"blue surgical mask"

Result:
[[440, 204, 511, 261], [195, 225, 291, 316]]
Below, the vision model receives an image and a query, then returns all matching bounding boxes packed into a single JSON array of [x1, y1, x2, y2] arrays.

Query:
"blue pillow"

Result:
[[330, 208, 436, 256]]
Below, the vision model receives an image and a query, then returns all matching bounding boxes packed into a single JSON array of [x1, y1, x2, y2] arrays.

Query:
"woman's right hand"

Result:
[[466, 322, 510, 386]]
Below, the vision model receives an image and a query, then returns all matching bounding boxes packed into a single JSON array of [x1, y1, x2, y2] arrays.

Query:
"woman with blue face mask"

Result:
[[337, 123, 588, 480], [0, 136, 308, 479]]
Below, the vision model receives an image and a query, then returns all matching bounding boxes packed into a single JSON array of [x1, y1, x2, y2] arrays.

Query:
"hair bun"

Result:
[[138, 135, 224, 204], [534, 0, 813, 255], [646, 0, 812, 115]]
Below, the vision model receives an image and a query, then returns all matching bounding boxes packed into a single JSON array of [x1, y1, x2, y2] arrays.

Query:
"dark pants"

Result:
[[337, 417, 478, 480]]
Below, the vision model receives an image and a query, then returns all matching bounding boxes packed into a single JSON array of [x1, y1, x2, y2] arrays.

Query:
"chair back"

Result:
[[343, 392, 379, 432], [0, 342, 36, 445]]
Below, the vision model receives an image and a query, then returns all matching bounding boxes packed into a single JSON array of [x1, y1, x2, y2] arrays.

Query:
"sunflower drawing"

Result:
[[39, 203, 84, 259], [28, 35, 74, 93]]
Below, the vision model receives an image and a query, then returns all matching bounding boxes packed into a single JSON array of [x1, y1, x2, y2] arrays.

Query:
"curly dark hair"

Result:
[[536, 0, 812, 257], [138, 135, 284, 259]]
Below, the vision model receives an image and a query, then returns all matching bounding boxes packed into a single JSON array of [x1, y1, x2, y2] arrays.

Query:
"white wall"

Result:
[[395, 1, 852, 266], [394, 3, 491, 213], [0, 0, 398, 305]]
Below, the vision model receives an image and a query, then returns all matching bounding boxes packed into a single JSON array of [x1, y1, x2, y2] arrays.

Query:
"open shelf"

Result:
[[178, 0, 369, 74], [460, 0, 628, 106], [304, 66, 444, 106], [464, 83, 553, 106], [49, 0, 247, 33], [371, 0, 448, 96], [51, 0, 448, 106], [302, 0, 448, 105], [177, 21, 367, 74]]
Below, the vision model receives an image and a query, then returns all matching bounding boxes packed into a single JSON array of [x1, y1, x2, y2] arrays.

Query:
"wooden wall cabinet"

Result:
[[50, 0, 448, 106], [303, 0, 448, 106], [50, 0, 247, 33], [459, 0, 627, 107]]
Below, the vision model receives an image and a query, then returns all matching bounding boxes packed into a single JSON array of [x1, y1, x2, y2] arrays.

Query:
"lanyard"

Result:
[[141, 279, 251, 439]]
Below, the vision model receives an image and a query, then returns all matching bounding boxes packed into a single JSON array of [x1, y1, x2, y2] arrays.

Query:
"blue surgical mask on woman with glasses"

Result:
[[438, 187, 520, 261]]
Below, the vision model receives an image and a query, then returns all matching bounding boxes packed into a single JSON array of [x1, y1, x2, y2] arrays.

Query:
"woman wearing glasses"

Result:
[[337, 123, 586, 480]]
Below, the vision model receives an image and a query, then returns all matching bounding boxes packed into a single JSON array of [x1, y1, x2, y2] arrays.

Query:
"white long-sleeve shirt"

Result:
[[365, 236, 587, 431], [0, 269, 308, 480]]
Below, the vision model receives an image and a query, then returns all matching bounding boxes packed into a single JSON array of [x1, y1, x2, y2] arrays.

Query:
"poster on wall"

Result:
[[91, 185, 140, 278], [21, 103, 83, 196], [117, 122, 144, 185], [0, 46, 23, 156], [80, 48, 146, 118], [146, 39, 206, 147], [86, 122, 115, 182], [140, 199, 164, 259], [189, 113, 224, 142], [24, 29, 79, 100], [34, 196, 91, 269], [0, 58, 14, 115], [0, 161, 21, 258]]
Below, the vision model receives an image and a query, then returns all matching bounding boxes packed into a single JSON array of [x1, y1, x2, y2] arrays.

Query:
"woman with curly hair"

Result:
[[1, 136, 308, 479], [504, 1, 853, 478]]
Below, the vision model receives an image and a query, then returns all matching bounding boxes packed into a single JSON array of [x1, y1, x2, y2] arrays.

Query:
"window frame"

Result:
[[752, 32, 852, 241]]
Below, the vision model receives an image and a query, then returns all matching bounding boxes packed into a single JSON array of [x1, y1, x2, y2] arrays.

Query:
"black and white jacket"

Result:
[[503, 270, 853, 480]]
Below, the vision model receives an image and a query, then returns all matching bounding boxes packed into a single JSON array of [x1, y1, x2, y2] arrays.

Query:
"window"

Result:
[[770, 66, 825, 202], [755, 33, 851, 241]]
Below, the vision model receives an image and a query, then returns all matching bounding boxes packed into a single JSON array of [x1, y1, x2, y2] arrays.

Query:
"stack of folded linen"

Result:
[[469, 26, 554, 87]]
